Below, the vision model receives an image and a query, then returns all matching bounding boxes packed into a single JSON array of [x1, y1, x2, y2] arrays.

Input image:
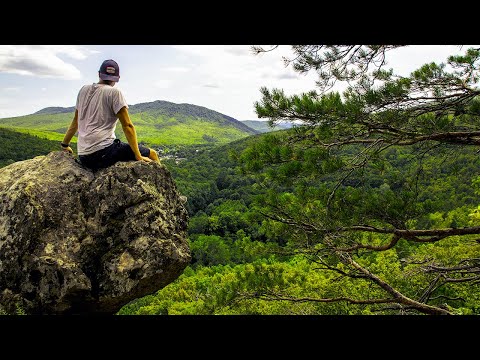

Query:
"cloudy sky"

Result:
[[0, 45, 476, 120]]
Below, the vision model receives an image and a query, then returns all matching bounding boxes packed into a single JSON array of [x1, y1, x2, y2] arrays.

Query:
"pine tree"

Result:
[[237, 45, 480, 315]]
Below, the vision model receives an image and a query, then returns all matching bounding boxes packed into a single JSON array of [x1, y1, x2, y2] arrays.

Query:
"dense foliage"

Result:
[[4, 46, 480, 315], [0, 127, 65, 167], [232, 45, 480, 314], [120, 130, 480, 314]]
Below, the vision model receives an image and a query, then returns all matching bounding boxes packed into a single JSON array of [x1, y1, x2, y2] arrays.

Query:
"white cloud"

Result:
[[0, 109, 18, 118], [2, 87, 21, 93], [260, 69, 298, 80], [384, 45, 478, 76], [41, 45, 99, 60], [171, 45, 316, 87], [153, 79, 172, 89], [224, 46, 253, 57], [0, 96, 71, 118], [0, 45, 96, 80], [161, 66, 191, 73], [156, 45, 320, 119]]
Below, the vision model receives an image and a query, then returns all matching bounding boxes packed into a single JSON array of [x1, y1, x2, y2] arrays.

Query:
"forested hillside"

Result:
[[118, 127, 480, 314], [0, 127, 63, 167], [0, 100, 258, 147]]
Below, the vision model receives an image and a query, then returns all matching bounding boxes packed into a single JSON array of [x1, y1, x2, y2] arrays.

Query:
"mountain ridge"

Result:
[[240, 120, 293, 133], [34, 106, 76, 115], [32, 100, 258, 135], [1, 100, 260, 146]]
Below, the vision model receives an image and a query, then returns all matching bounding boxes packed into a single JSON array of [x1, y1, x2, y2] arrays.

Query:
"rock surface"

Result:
[[0, 152, 190, 314]]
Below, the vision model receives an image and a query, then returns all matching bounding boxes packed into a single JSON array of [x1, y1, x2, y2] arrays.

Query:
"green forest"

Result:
[[2, 45, 480, 315], [0, 100, 257, 147]]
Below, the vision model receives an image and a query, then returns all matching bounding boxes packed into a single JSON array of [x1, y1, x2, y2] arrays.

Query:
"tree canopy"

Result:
[[237, 45, 480, 315]]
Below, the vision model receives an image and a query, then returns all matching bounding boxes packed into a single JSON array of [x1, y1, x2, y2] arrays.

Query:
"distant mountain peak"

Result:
[[34, 106, 75, 115], [125, 100, 258, 135], [32, 100, 258, 134], [20, 100, 259, 145], [241, 120, 293, 133]]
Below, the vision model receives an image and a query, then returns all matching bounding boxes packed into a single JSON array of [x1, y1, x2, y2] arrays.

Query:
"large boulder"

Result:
[[0, 151, 190, 314]]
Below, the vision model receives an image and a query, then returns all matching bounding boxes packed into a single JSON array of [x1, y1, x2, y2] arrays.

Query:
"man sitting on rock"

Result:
[[61, 59, 160, 170]]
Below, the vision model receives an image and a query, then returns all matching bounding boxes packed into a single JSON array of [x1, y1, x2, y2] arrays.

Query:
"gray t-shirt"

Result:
[[75, 83, 128, 155]]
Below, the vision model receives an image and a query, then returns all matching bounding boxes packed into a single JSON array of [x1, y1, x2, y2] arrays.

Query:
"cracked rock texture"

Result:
[[0, 151, 190, 314]]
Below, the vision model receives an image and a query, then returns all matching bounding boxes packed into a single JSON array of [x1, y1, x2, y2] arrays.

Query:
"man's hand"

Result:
[[136, 156, 153, 162], [62, 146, 73, 154]]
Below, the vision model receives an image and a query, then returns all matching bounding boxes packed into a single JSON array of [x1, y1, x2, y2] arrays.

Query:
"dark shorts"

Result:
[[79, 139, 151, 170]]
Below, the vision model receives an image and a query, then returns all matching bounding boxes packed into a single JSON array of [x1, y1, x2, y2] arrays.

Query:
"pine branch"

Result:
[[242, 290, 398, 305], [344, 254, 451, 315]]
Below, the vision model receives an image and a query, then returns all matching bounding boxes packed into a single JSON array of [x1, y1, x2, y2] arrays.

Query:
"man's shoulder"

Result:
[[102, 85, 124, 96], [78, 83, 93, 94]]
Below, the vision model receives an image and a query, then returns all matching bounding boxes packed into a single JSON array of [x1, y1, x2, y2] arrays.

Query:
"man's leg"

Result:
[[103, 141, 157, 166]]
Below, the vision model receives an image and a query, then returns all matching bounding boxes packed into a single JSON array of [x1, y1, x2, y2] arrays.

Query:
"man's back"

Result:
[[76, 83, 128, 156], [61, 58, 159, 169]]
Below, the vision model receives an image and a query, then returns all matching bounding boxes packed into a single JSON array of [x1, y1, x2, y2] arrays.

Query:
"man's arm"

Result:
[[117, 106, 151, 162], [61, 109, 78, 154]]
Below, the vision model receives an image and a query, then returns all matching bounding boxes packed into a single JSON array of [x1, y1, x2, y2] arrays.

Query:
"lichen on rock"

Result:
[[0, 151, 190, 314]]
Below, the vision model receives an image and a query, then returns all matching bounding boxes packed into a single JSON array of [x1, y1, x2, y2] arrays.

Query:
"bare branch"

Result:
[[341, 225, 480, 241], [443, 275, 480, 283], [429, 295, 466, 302], [336, 235, 401, 252], [243, 290, 398, 305], [251, 45, 279, 55], [344, 254, 451, 315]]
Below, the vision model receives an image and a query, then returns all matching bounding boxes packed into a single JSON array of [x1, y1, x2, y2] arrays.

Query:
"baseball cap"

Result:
[[99, 59, 120, 82]]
